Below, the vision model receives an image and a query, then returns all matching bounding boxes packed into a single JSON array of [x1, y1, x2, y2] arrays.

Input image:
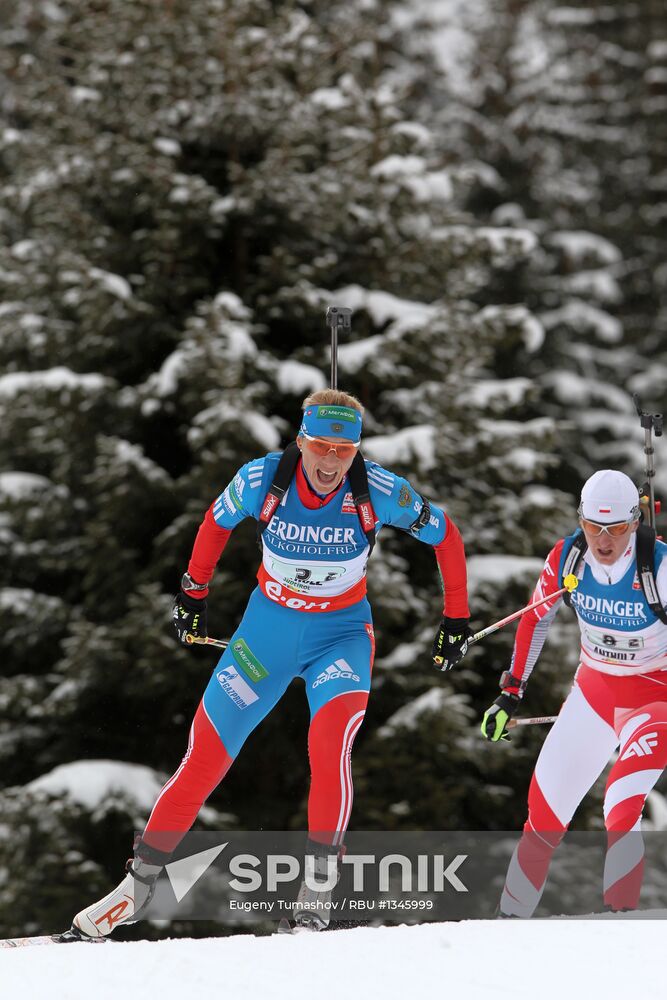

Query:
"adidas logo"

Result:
[[620, 732, 659, 760], [312, 659, 360, 687]]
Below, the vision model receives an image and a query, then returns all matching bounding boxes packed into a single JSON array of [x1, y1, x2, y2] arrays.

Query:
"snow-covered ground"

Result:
[[1, 919, 664, 1000]]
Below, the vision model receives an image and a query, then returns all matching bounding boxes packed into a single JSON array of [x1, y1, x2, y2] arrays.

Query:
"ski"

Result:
[[0, 927, 109, 949]]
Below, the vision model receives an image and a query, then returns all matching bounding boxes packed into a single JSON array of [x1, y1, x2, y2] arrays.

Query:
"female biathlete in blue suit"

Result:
[[73, 389, 471, 935]]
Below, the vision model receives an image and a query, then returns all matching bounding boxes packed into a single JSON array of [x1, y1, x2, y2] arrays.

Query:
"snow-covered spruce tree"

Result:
[[451, 0, 667, 485]]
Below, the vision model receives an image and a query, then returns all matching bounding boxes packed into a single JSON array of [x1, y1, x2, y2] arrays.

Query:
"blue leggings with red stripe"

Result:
[[143, 589, 375, 852]]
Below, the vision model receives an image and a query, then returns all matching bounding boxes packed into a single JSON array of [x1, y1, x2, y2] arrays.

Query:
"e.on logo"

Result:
[[265, 580, 331, 611], [620, 732, 659, 761]]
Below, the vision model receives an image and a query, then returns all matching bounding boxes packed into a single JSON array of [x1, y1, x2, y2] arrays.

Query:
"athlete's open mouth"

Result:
[[315, 468, 338, 489]]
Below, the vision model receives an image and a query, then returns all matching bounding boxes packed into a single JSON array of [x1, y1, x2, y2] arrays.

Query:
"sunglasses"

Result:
[[580, 519, 634, 538], [301, 433, 360, 460]]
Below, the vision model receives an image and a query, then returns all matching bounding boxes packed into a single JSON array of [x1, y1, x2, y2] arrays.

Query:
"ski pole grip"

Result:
[[185, 634, 229, 650]]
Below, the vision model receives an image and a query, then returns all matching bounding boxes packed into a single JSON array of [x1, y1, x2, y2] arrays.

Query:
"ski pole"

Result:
[[467, 573, 579, 647], [185, 634, 229, 650], [325, 306, 351, 390], [507, 715, 558, 730], [433, 575, 578, 666], [193, 576, 578, 660], [632, 393, 663, 530]]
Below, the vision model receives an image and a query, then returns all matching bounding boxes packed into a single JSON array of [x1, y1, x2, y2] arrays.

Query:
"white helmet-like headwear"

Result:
[[578, 469, 640, 523]]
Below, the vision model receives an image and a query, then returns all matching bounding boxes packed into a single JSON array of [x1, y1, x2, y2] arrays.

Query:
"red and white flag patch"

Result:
[[342, 492, 356, 514]]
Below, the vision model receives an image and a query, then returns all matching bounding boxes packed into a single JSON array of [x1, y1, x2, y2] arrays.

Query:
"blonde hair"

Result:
[[301, 389, 364, 416]]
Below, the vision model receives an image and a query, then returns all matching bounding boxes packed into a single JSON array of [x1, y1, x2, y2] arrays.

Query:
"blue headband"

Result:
[[299, 404, 363, 443]]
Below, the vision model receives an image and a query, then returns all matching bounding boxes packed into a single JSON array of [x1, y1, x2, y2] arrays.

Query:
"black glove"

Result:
[[172, 591, 208, 646], [480, 693, 520, 742], [432, 616, 472, 671]]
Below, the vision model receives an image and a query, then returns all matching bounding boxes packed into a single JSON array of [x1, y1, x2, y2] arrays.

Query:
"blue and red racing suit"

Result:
[[143, 453, 469, 851]]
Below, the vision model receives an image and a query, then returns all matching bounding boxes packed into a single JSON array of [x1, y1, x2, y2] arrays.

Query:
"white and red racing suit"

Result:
[[501, 529, 667, 915]]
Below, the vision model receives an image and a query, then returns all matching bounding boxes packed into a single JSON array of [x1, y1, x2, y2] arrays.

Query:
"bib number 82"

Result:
[[587, 629, 644, 652]]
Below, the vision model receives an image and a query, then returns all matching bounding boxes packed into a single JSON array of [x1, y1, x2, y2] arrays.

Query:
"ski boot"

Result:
[[72, 837, 171, 939], [291, 838, 340, 932]]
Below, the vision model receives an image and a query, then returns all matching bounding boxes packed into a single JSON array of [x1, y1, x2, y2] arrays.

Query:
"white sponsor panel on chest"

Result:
[[269, 556, 346, 593], [573, 565, 667, 672]]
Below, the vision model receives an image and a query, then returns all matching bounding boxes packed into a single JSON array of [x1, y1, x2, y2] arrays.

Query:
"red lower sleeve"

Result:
[[434, 515, 470, 618], [186, 504, 232, 595]]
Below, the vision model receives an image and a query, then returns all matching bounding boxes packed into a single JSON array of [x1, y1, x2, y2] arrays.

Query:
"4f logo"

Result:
[[620, 732, 659, 760]]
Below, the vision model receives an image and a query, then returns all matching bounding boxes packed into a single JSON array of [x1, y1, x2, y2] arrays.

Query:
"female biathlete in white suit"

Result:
[[482, 470, 667, 916]]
